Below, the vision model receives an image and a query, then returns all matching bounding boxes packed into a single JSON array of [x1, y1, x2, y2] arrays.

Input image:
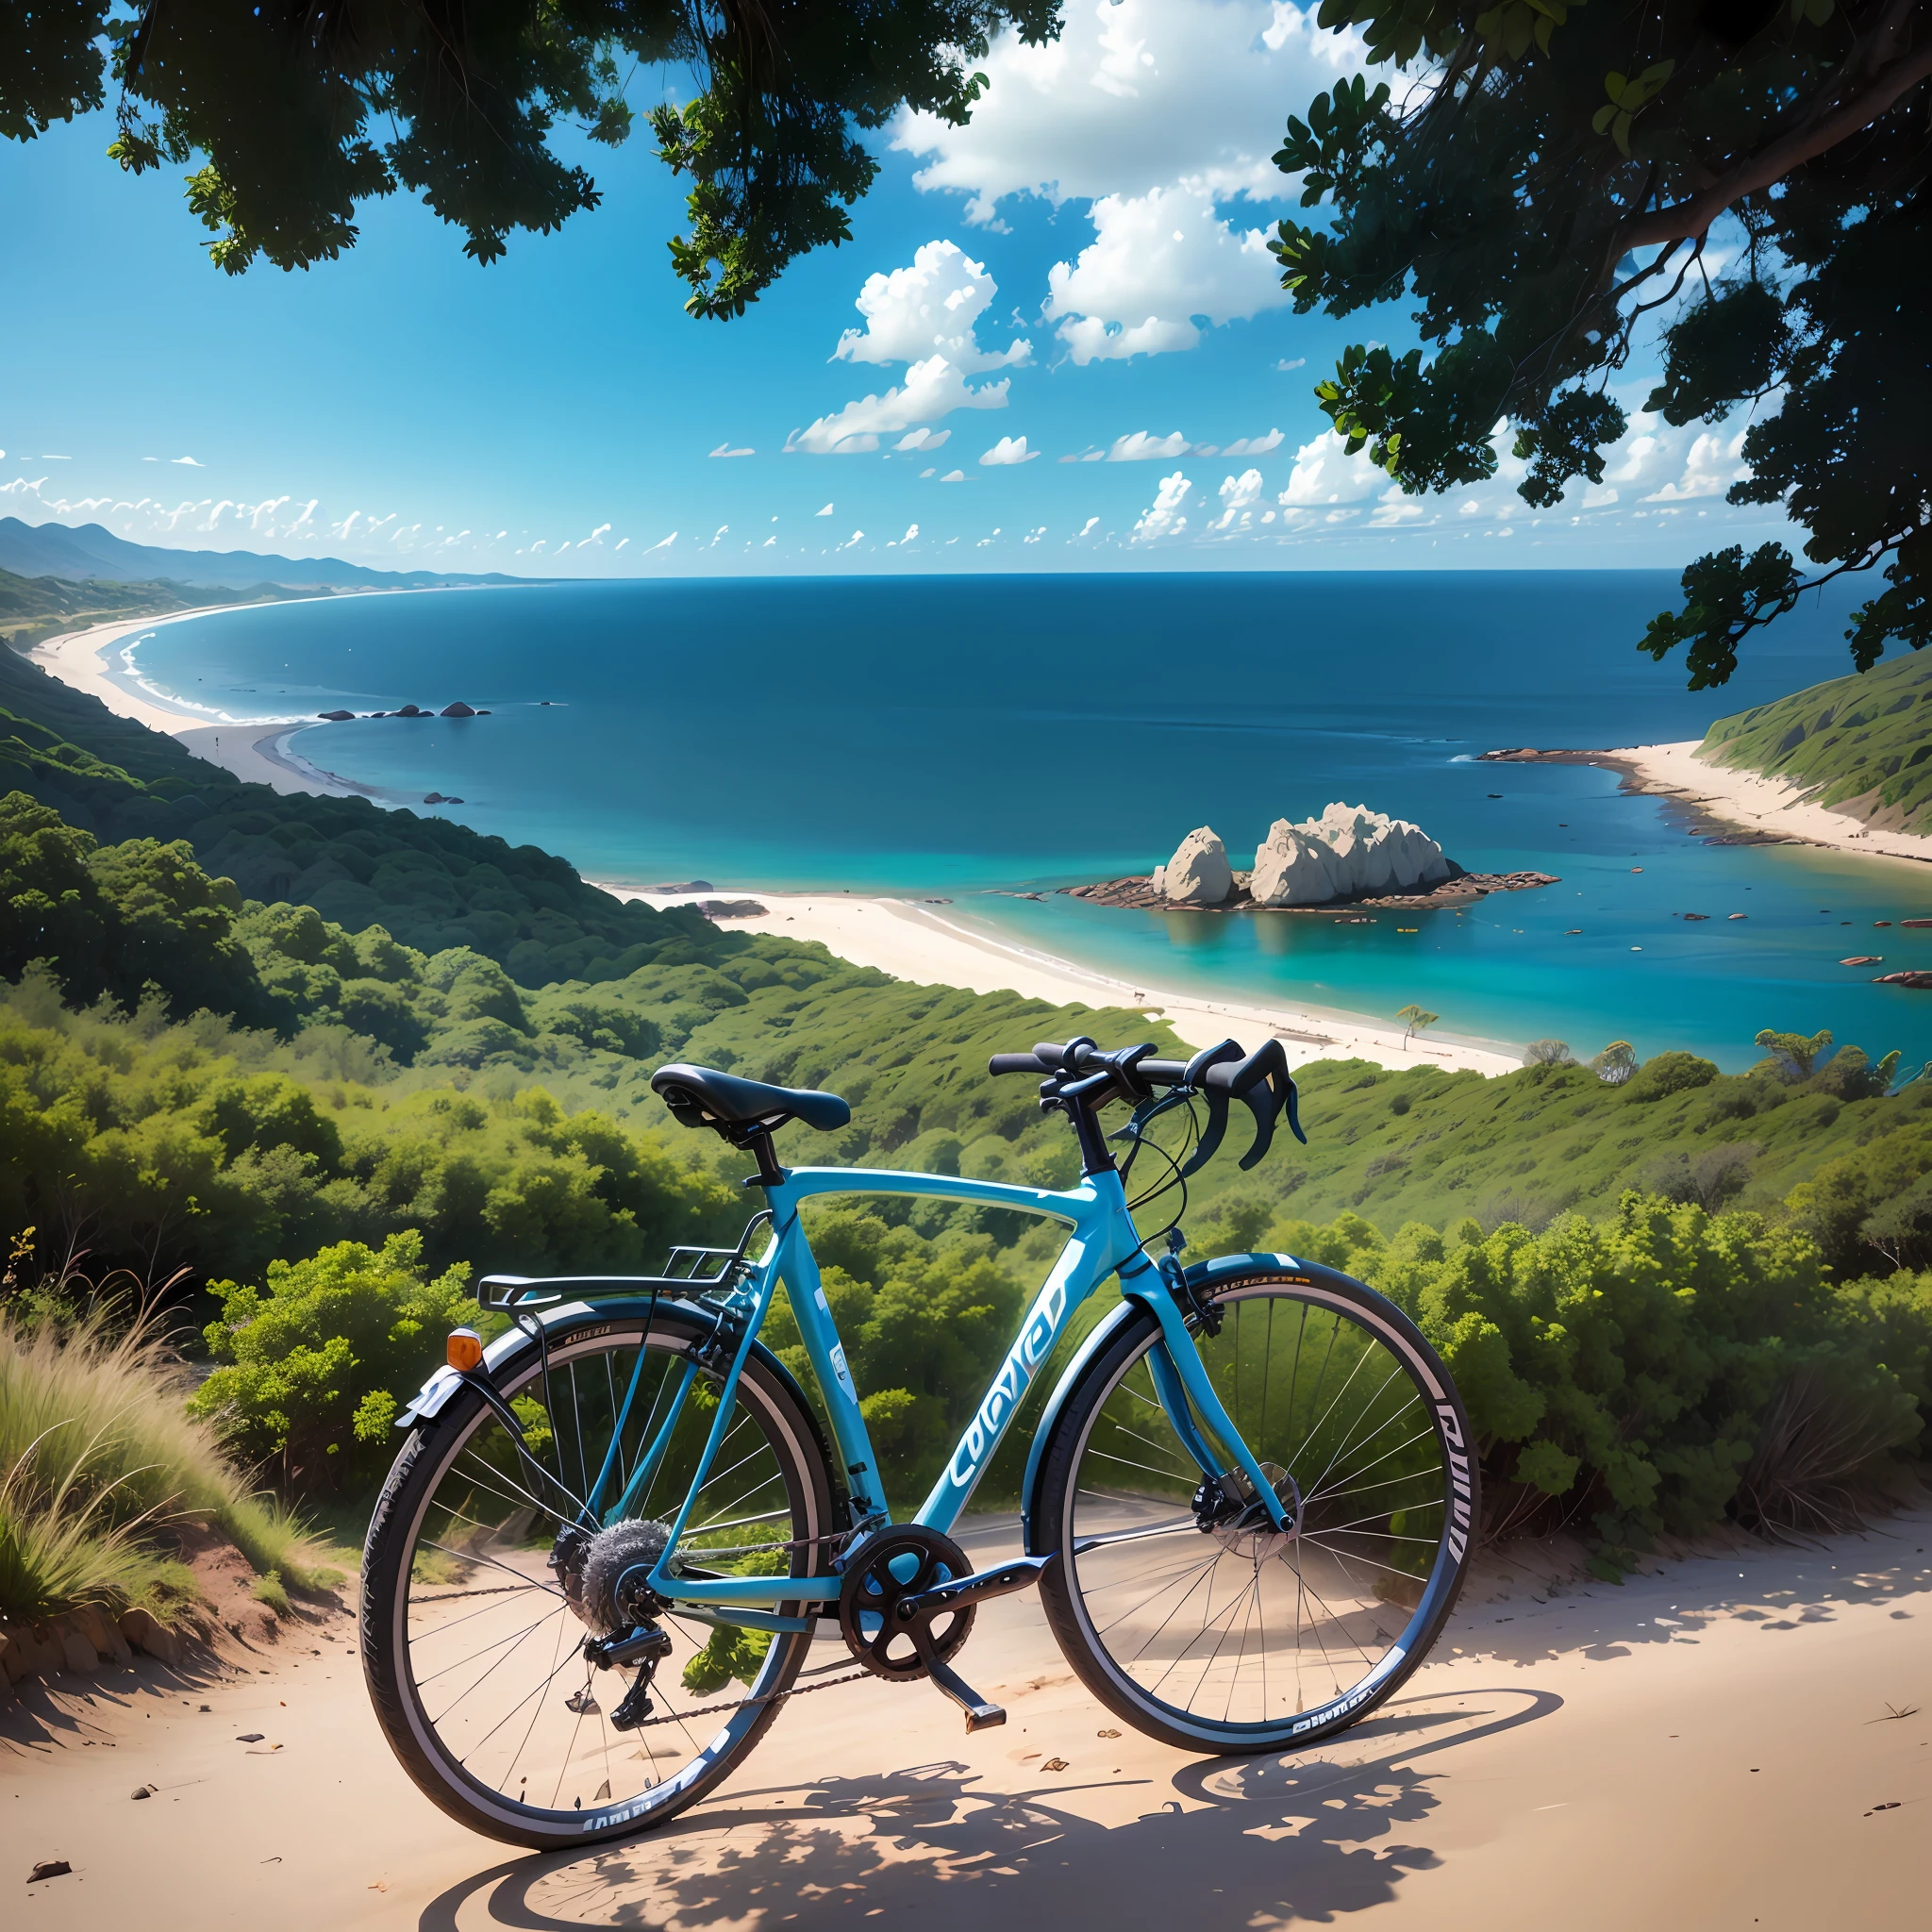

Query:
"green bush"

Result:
[[1623, 1051, 1718, 1103], [1261, 1195, 1932, 1554], [191, 1231, 481, 1493]]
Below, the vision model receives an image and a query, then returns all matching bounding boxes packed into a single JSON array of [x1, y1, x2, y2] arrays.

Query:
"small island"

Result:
[[1069, 805, 1557, 913]]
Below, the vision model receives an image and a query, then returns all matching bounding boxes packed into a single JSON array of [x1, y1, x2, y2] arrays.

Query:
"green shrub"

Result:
[[1262, 1195, 1932, 1550], [1624, 1051, 1718, 1102], [191, 1231, 481, 1493]]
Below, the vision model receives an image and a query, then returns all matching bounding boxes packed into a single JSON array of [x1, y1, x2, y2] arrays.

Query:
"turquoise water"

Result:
[[122, 573, 1932, 1071]]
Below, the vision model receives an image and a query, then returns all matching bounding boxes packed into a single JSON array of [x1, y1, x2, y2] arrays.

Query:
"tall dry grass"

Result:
[[0, 1298, 312, 1618]]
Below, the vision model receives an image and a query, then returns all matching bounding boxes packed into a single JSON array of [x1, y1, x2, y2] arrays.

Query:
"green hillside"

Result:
[[0, 641, 750, 988], [0, 566, 296, 651], [1701, 648, 1932, 830]]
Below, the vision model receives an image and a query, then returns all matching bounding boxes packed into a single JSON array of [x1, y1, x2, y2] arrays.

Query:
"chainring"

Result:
[[837, 1525, 975, 1682]]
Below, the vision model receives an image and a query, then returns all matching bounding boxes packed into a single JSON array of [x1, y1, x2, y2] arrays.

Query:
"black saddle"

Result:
[[651, 1063, 851, 1137]]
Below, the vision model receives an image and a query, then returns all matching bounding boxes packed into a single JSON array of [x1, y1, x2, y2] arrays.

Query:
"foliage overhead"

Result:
[[2, 0, 1056, 318], [1275, 0, 1932, 683]]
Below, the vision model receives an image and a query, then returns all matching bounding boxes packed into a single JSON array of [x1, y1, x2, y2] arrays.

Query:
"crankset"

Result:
[[837, 1525, 1051, 1733]]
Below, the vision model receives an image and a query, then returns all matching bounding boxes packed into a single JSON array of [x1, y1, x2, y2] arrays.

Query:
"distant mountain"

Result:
[[0, 517, 530, 591]]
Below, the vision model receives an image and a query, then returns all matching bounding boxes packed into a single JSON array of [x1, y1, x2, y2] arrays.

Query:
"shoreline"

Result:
[[25, 605, 373, 796], [1490, 739, 1932, 869], [600, 886, 1524, 1076]]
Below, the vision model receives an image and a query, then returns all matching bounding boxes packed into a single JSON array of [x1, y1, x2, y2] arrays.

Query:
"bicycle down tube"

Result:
[[641, 1160, 1290, 1614]]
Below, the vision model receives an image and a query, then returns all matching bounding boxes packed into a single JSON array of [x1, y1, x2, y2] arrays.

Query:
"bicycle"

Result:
[[360, 1035, 1478, 1847]]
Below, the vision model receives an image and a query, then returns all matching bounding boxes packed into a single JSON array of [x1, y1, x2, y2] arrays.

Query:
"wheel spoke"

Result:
[[1061, 1282, 1464, 1738]]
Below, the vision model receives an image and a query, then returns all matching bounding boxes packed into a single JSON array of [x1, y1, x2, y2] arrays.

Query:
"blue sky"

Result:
[[2, 0, 1797, 577]]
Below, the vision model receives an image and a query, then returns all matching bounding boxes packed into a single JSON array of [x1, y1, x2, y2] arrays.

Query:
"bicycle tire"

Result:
[[360, 1304, 835, 1848], [1035, 1256, 1477, 1754]]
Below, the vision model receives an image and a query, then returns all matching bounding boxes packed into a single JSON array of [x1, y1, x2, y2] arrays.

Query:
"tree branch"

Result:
[[1623, 42, 1932, 247]]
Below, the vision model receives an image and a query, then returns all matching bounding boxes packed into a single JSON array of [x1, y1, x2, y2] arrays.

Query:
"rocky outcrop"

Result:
[[315, 708, 356, 722], [1151, 826, 1234, 905], [1251, 804, 1452, 906], [1067, 870, 1557, 912], [440, 701, 477, 717]]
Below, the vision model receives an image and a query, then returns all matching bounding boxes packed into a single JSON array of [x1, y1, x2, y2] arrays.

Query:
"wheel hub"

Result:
[[1205, 1462, 1300, 1561], [551, 1519, 672, 1634]]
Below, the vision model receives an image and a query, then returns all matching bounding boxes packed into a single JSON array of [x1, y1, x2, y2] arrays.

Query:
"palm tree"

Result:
[[1396, 1004, 1439, 1049]]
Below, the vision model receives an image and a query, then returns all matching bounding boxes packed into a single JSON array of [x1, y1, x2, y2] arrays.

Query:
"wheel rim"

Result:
[[1060, 1281, 1462, 1740], [386, 1324, 820, 1830]]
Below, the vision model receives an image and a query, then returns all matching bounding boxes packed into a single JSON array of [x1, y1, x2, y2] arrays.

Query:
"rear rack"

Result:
[[479, 1210, 774, 1311]]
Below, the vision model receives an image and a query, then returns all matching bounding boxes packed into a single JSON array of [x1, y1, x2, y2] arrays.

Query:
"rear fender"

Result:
[[393, 1295, 821, 1453]]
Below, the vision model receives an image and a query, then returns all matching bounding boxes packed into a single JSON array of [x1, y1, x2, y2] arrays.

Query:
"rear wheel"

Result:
[[360, 1307, 835, 1847], [1036, 1261, 1476, 1754]]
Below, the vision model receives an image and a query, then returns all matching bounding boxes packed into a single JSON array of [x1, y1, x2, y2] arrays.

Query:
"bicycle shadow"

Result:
[[419, 1686, 1559, 1932]]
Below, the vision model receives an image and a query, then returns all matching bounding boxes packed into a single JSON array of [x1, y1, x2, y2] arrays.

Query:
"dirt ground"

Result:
[[8, 1512, 1928, 1931]]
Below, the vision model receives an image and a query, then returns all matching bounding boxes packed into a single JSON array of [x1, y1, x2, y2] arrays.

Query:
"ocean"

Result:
[[119, 572, 1932, 1074]]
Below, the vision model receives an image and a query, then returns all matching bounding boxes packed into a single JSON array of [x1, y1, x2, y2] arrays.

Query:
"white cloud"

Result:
[[1642, 425, 1751, 502], [835, 240, 1031, 374], [709, 442, 755, 458], [816, 503, 835, 516], [895, 427, 952, 452], [1277, 429, 1382, 506], [940, 469, 967, 482], [1045, 184, 1289, 362], [893, 0, 1361, 219], [980, 435, 1039, 466], [1074, 516, 1100, 540], [787, 355, 1010, 455], [648, 531, 677, 552], [1132, 469, 1192, 542], [920, 466, 937, 477], [1276, 357, 1307, 372], [902, 523, 920, 544], [1107, 430, 1191, 462], [582, 523, 611, 547], [1223, 427, 1284, 458], [615, 536, 629, 550], [171, 456, 204, 467], [1212, 468, 1264, 529], [710, 525, 728, 545]]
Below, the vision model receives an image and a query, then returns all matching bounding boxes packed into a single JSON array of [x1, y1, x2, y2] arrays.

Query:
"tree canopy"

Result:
[[3, 0, 1055, 317], [1274, 0, 1932, 683]]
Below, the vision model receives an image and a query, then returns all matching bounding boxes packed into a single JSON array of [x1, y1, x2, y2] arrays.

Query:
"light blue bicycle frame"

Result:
[[600, 1160, 1291, 1627]]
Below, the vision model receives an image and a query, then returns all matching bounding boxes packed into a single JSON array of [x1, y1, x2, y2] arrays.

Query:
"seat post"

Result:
[[738, 1127, 787, 1189]]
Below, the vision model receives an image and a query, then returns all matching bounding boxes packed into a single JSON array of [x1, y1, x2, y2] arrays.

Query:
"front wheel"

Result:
[[1036, 1257, 1476, 1754]]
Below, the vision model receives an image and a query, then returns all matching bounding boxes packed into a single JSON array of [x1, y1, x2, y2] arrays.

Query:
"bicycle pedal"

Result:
[[924, 1653, 1007, 1732]]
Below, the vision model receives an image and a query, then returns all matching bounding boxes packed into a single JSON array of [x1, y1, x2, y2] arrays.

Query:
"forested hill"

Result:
[[0, 640, 731, 988], [0, 516, 525, 591], [1701, 649, 1932, 833], [0, 564, 313, 653]]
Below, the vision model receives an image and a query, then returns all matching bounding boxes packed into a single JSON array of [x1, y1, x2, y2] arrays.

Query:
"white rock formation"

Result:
[[1249, 804, 1452, 906], [1151, 825, 1233, 904]]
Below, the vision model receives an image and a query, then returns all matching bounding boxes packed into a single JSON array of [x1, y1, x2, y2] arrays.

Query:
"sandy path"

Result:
[[606, 890, 1523, 1077], [1611, 741, 1932, 870], [8, 1513, 1927, 1930]]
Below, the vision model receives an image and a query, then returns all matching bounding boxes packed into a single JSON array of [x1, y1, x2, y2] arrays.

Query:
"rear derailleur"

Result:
[[582, 1622, 675, 1730]]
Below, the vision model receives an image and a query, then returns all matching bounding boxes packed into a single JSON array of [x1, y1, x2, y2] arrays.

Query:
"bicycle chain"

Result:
[[625, 1661, 874, 1730]]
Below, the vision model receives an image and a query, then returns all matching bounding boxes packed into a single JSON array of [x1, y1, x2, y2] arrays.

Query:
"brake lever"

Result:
[[1205, 1041, 1307, 1170]]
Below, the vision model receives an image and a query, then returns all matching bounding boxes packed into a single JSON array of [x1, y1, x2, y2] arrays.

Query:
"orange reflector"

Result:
[[446, 1328, 484, 1372]]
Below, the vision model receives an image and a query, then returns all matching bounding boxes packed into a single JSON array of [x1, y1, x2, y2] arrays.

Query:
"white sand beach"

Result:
[[1611, 739, 1932, 868], [8, 1511, 1927, 1932], [608, 888, 1523, 1075], [28, 608, 1522, 1072], [27, 608, 369, 797]]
